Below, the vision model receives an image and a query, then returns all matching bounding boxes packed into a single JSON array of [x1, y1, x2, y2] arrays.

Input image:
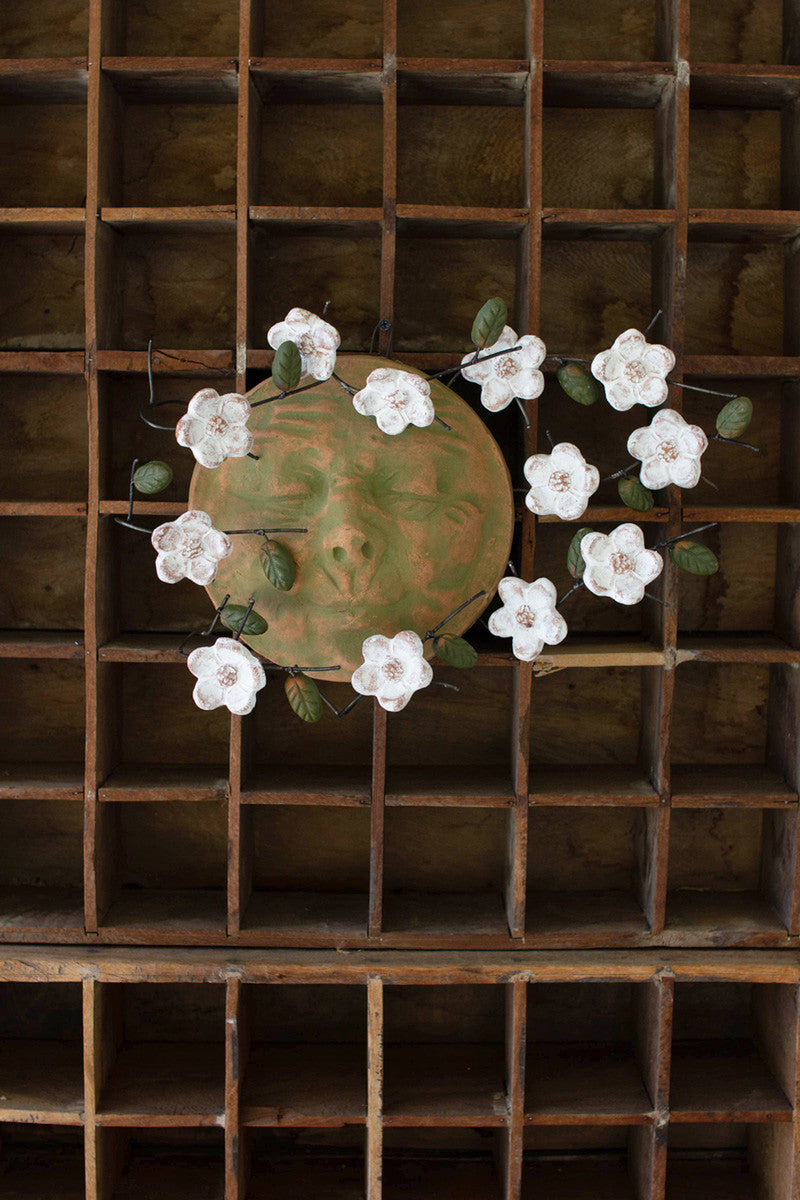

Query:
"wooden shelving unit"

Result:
[[0, 949, 796, 1198], [2, 0, 800, 1193]]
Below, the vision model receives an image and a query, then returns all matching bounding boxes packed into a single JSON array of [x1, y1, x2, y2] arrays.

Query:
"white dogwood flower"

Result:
[[591, 328, 675, 411], [523, 443, 600, 520], [627, 408, 708, 490], [580, 524, 663, 606], [461, 326, 546, 412], [351, 631, 433, 712], [267, 306, 341, 381], [353, 367, 435, 435], [176, 388, 253, 469], [488, 577, 567, 662], [187, 637, 266, 716], [151, 510, 232, 585]]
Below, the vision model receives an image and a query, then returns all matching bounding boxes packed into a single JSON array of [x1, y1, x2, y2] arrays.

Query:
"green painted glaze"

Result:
[[189, 355, 514, 682]]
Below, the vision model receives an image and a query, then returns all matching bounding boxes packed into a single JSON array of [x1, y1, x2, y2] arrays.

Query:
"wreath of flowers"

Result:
[[125, 300, 757, 720]]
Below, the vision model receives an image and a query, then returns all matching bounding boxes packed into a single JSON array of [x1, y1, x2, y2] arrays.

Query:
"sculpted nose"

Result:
[[329, 521, 375, 565]]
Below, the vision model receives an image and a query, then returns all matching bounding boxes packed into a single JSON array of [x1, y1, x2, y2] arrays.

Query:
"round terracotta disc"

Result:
[[189, 354, 514, 682]]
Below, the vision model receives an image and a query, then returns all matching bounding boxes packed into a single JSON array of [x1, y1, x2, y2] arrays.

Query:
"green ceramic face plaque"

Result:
[[189, 355, 515, 682]]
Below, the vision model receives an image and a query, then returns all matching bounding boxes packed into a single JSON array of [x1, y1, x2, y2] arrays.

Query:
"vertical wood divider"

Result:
[[635, 970, 673, 1199], [236, 0, 253, 392], [84, 0, 104, 936], [83, 978, 100, 1200], [367, 975, 384, 1200], [503, 978, 526, 1200], [645, 0, 690, 939], [369, 702, 387, 937], [228, 715, 246, 933], [379, 0, 398, 349], [225, 976, 246, 1199]]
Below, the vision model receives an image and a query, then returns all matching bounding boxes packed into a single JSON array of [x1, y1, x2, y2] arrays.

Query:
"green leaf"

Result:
[[716, 396, 753, 440], [433, 634, 478, 669], [618, 475, 654, 512], [557, 362, 598, 406], [133, 460, 173, 495], [285, 672, 323, 723], [669, 539, 719, 575], [220, 604, 268, 637], [567, 526, 594, 579], [471, 297, 508, 350], [261, 539, 296, 591], [272, 340, 302, 392]]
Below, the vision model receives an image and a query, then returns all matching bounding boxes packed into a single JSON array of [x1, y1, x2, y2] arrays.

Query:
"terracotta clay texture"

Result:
[[189, 354, 515, 680]]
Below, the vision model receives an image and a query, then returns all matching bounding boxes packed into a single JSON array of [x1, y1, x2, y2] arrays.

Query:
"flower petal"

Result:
[[402, 657, 434, 692], [642, 343, 675, 376], [227, 688, 259, 717], [392, 631, 425, 661], [679, 423, 708, 458], [378, 691, 413, 713], [538, 609, 568, 646], [627, 427, 659, 461], [193, 676, 224, 710], [581, 532, 611, 565], [498, 577, 525, 605], [635, 550, 664, 585], [614, 329, 646, 363], [151, 521, 181, 553], [525, 484, 556, 516], [518, 334, 547, 368], [187, 388, 222, 419], [591, 349, 622, 383], [488, 608, 514, 638], [187, 645, 217, 679], [513, 368, 545, 401], [186, 556, 217, 585], [553, 490, 589, 520], [219, 394, 251, 424], [155, 551, 186, 583], [192, 437, 226, 469], [670, 455, 702, 488], [202, 528, 232, 560], [511, 629, 545, 661], [605, 380, 637, 411], [523, 455, 551, 487], [583, 563, 614, 596], [638, 376, 669, 407], [639, 457, 671, 490], [549, 443, 585, 472], [375, 406, 409, 435], [406, 396, 435, 427], [175, 416, 206, 448], [221, 424, 253, 457], [351, 664, 381, 696], [610, 523, 646, 556], [353, 387, 383, 416], [612, 573, 646, 605], [480, 378, 515, 412], [525, 578, 558, 610], [362, 635, 391, 664]]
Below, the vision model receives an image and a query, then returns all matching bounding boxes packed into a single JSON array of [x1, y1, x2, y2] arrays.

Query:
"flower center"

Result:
[[382, 658, 404, 681], [216, 664, 238, 688], [548, 470, 571, 493], [385, 390, 407, 411], [515, 604, 537, 629], [182, 536, 204, 560], [207, 414, 228, 437], [624, 360, 647, 383], [496, 356, 519, 380], [657, 439, 679, 462], [611, 552, 633, 575]]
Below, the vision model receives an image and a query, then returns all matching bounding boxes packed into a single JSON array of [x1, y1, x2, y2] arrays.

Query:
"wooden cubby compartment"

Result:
[[3, 0, 800, 1191]]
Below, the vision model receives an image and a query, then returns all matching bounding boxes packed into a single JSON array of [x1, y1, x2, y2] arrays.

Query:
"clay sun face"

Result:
[[189, 354, 515, 683]]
